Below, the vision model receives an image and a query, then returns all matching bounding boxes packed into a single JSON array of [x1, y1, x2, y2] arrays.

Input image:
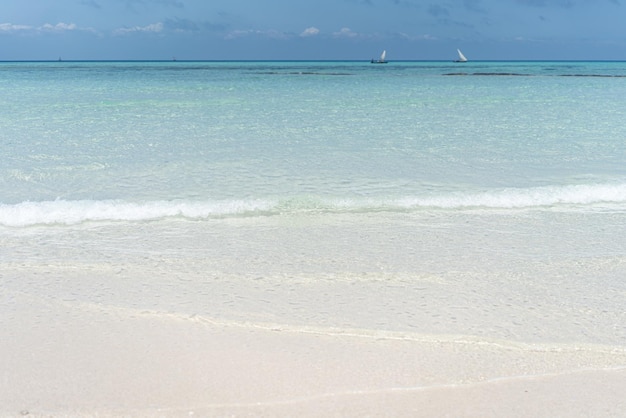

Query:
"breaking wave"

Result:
[[1, 183, 625, 227]]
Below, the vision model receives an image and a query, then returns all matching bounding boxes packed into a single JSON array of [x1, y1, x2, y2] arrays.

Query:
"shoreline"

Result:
[[2, 211, 625, 416]]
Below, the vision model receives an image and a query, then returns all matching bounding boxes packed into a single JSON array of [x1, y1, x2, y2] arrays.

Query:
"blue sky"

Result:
[[1, 0, 625, 60]]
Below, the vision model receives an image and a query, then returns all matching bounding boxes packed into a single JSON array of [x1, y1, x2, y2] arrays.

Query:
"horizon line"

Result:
[[2, 59, 626, 63]]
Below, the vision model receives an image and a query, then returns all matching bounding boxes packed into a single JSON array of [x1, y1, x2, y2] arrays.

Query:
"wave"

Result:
[[0, 199, 273, 227], [1, 183, 625, 227], [396, 183, 626, 210]]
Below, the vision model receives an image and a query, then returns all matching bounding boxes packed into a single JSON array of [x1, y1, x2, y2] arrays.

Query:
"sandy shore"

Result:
[[2, 213, 626, 417], [2, 289, 625, 417]]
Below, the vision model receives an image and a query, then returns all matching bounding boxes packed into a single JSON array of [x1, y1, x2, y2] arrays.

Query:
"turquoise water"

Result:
[[1, 61, 626, 347], [1, 61, 625, 225]]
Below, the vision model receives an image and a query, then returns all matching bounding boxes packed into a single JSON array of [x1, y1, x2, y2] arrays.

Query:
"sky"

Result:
[[1, 0, 625, 61]]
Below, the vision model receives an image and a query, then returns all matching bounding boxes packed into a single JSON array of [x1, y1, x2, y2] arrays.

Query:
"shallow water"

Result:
[[1, 61, 625, 351]]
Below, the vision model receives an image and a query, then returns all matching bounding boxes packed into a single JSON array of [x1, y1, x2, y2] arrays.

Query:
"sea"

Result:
[[1, 61, 626, 355]]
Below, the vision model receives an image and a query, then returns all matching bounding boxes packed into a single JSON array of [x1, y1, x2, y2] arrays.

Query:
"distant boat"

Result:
[[371, 50, 388, 64], [455, 49, 468, 63]]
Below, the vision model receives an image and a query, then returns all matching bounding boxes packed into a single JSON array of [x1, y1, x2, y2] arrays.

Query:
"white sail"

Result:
[[456, 49, 467, 62], [370, 49, 388, 63]]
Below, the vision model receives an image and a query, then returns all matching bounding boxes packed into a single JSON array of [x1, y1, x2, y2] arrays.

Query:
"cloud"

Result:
[[224, 29, 251, 39], [224, 29, 291, 40], [40, 23, 78, 32], [333, 27, 359, 38], [163, 17, 199, 32], [162, 18, 228, 33], [398, 32, 438, 41], [300, 27, 320, 37], [1, 22, 96, 35], [0, 23, 32, 33], [113, 22, 164, 35]]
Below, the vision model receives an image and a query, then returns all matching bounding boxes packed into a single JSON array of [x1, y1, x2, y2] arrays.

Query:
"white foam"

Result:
[[2, 183, 624, 227], [0, 199, 273, 227], [397, 183, 626, 209]]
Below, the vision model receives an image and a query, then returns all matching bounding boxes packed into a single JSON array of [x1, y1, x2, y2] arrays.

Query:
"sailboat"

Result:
[[455, 49, 468, 63], [371, 50, 388, 64]]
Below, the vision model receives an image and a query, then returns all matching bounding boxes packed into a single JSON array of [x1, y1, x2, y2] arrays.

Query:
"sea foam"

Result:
[[1, 183, 624, 227], [0, 199, 273, 227], [397, 183, 626, 210]]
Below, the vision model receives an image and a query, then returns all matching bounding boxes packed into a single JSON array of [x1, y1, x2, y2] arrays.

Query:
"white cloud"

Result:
[[0, 23, 33, 33], [333, 27, 359, 38], [1, 22, 96, 36], [300, 27, 320, 37], [398, 32, 438, 41], [40, 23, 78, 32], [223, 29, 251, 39], [224, 29, 290, 40], [113, 22, 164, 36]]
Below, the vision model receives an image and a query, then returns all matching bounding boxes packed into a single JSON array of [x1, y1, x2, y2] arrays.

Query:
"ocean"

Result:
[[2, 61, 626, 408], [2, 61, 626, 216]]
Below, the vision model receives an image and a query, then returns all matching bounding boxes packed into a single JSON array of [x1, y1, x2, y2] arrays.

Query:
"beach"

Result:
[[1, 61, 626, 416], [2, 209, 626, 416], [3, 307, 626, 417]]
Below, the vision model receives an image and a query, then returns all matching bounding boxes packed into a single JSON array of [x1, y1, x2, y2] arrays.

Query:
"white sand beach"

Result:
[[2, 211, 626, 417], [2, 292, 626, 417]]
